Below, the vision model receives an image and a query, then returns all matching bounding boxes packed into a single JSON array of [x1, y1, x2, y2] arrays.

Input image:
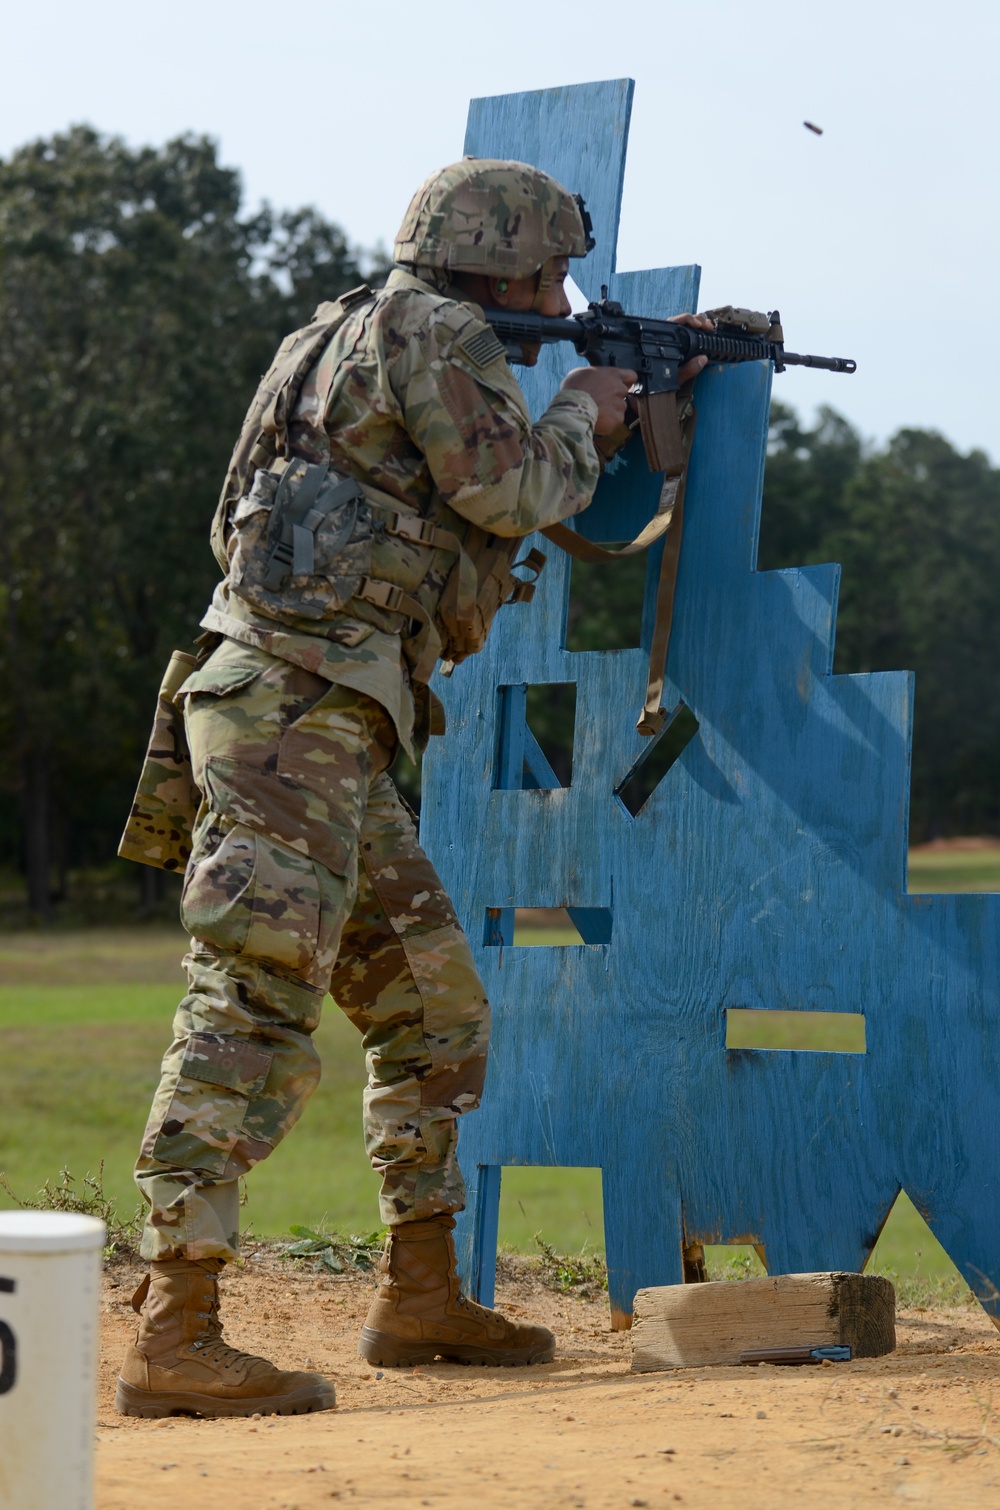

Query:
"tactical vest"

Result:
[[211, 285, 545, 684]]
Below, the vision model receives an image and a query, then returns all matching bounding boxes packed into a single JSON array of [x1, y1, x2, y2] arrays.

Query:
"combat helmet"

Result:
[[394, 157, 595, 282]]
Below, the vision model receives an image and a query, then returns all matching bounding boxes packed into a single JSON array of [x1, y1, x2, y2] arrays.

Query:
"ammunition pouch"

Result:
[[437, 542, 546, 665], [228, 460, 374, 623]]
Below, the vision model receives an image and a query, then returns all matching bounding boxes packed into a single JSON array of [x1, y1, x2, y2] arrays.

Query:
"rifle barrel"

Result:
[[782, 350, 857, 373]]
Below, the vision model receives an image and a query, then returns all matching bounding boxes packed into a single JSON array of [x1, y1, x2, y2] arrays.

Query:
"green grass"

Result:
[[0, 925, 983, 1301], [725, 1008, 866, 1052], [0, 1001, 376, 1241]]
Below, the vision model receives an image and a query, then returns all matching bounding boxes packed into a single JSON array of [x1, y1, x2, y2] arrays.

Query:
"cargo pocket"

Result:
[[179, 820, 257, 955], [151, 1032, 273, 1176], [243, 831, 322, 975], [181, 819, 323, 976], [179, 658, 265, 700], [177, 647, 267, 793]]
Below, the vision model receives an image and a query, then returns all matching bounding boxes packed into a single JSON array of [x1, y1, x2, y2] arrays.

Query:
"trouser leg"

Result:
[[135, 929, 344, 1261], [328, 773, 491, 1226], [135, 648, 394, 1260]]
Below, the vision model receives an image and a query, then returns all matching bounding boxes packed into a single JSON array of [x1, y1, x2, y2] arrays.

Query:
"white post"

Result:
[[0, 1211, 106, 1510]]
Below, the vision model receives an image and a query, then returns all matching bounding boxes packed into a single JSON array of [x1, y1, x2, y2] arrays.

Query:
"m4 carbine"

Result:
[[481, 295, 856, 737], [483, 295, 856, 475]]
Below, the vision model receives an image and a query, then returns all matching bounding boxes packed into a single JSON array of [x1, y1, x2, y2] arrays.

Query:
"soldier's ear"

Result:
[[489, 276, 511, 306]]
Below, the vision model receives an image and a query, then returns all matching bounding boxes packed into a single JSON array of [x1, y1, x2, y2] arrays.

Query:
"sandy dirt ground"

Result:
[[95, 1256, 1000, 1509]]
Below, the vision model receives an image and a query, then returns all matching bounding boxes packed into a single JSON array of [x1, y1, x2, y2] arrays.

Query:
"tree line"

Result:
[[0, 127, 384, 920], [0, 129, 996, 921]]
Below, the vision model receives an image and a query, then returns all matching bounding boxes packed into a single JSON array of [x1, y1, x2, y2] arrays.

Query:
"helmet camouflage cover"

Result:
[[394, 157, 594, 280]]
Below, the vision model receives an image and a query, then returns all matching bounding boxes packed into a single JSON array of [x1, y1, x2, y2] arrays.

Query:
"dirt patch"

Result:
[[96, 1256, 1000, 1509]]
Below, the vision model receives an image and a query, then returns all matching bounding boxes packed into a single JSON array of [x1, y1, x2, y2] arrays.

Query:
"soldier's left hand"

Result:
[[669, 312, 716, 385]]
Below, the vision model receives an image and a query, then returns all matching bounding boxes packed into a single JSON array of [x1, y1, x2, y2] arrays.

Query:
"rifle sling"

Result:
[[638, 401, 697, 734], [542, 404, 698, 738], [636, 465, 690, 736], [540, 481, 676, 563]]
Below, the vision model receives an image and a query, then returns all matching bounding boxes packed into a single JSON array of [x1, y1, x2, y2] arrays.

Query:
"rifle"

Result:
[[483, 295, 856, 475], [481, 296, 856, 737]]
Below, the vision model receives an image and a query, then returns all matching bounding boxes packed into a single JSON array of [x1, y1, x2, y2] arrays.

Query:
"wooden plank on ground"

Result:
[[631, 1272, 895, 1371]]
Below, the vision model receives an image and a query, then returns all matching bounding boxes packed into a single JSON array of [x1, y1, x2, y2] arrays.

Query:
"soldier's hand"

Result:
[[561, 365, 639, 435], [670, 311, 715, 385]]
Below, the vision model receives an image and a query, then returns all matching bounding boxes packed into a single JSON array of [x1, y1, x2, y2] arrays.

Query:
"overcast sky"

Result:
[[2, 0, 997, 459]]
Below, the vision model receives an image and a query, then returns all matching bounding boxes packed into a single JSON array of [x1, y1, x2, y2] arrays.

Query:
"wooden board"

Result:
[[419, 78, 1000, 1331], [631, 1272, 896, 1371]]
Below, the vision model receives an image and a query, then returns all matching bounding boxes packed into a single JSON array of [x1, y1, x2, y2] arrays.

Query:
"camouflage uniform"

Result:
[[201, 267, 602, 757], [136, 252, 601, 1262]]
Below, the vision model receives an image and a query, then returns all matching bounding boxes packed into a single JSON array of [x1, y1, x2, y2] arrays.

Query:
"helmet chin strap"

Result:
[[531, 258, 554, 312]]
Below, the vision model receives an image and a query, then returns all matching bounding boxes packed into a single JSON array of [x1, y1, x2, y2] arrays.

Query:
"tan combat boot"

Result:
[[115, 1257, 336, 1417], [358, 1214, 556, 1367]]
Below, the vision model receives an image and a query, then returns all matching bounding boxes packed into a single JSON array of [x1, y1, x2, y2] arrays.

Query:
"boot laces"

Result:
[[194, 1286, 223, 1339], [456, 1292, 499, 1325], [190, 1336, 270, 1373], [187, 1284, 267, 1372]]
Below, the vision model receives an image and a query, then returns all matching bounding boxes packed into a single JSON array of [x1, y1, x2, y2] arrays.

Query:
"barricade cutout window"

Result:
[[726, 1009, 866, 1054], [864, 1190, 970, 1291], [498, 1165, 605, 1258], [484, 906, 613, 947], [616, 703, 700, 815], [495, 683, 576, 789], [566, 552, 646, 653]]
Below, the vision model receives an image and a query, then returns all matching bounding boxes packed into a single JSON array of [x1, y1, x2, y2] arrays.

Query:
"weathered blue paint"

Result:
[[421, 79, 1000, 1327]]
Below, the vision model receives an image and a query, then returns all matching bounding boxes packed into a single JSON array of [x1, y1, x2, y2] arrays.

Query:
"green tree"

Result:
[[827, 429, 1000, 837], [757, 401, 864, 570], [760, 404, 1000, 840], [0, 126, 376, 918]]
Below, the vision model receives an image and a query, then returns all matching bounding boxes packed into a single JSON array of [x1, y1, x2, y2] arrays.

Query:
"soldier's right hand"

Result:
[[560, 366, 639, 435]]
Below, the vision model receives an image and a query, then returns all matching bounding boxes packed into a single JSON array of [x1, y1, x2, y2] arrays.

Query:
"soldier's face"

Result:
[[501, 257, 572, 318]]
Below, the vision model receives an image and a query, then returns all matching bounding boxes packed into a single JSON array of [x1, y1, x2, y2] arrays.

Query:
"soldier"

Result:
[[115, 157, 709, 1418]]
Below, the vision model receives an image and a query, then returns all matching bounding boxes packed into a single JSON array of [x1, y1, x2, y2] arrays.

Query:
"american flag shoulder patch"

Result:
[[456, 326, 507, 370]]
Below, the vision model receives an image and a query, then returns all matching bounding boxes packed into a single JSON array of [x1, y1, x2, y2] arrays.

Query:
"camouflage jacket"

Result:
[[203, 269, 600, 756]]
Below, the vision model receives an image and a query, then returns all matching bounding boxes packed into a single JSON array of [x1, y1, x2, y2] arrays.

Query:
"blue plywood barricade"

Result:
[[420, 79, 1000, 1327]]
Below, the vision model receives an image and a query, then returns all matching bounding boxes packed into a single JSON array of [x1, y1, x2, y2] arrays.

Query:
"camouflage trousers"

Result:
[[135, 639, 490, 1261]]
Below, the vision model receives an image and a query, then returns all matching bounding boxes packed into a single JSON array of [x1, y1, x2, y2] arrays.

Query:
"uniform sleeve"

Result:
[[388, 300, 602, 538]]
